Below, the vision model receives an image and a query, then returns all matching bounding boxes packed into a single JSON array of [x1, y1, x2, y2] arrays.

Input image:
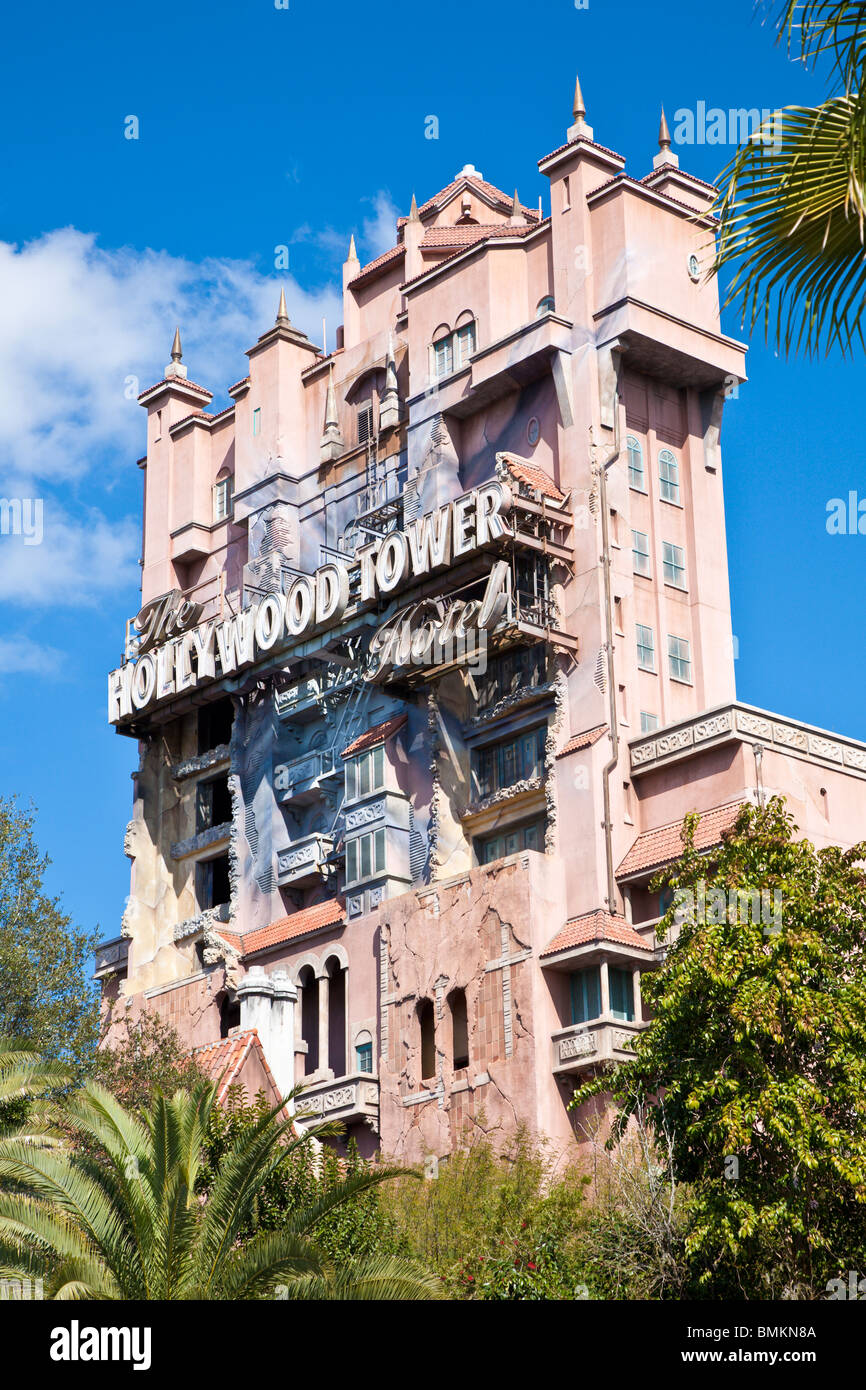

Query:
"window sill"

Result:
[[663, 582, 688, 593], [637, 665, 657, 676], [628, 484, 648, 496], [669, 675, 693, 686], [659, 497, 683, 509]]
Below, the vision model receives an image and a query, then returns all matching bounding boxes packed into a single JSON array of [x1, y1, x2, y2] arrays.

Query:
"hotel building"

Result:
[[98, 84, 866, 1160]]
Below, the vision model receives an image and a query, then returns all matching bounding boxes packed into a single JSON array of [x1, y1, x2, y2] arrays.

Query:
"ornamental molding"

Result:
[[629, 703, 866, 780], [344, 799, 386, 831]]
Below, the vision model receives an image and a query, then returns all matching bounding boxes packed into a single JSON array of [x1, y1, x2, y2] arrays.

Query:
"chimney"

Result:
[[236, 965, 297, 1101]]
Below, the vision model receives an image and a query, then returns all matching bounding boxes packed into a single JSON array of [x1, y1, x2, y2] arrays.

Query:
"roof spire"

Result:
[[509, 187, 527, 226], [276, 286, 290, 328], [653, 105, 679, 169], [347, 234, 359, 262], [320, 361, 343, 463], [165, 326, 187, 380], [567, 71, 593, 143], [572, 73, 586, 122], [409, 193, 420, 222]]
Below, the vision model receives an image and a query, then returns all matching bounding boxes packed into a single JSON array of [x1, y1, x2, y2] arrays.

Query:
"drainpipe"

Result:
[[594, 357, 622, 914]]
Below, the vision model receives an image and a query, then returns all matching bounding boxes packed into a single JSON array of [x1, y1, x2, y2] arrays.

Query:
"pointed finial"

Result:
[[509, 189, 527, 226], [659, 107, 671, 152], [573, 73, 586, 122], [409, 193, 420, 222], [171, 326, 182, 363], [276, 287, 290, 327], [347, 234, 358, 261], [165, 325, 188, 379]]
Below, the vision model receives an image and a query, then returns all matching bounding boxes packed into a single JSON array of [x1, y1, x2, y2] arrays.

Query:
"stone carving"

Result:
[[347, 894, 365, 918], [773, 722, 808, 751], [693, 712, 733, 742], [656, 728, 693, 755], [344, 800, 386, 830], [170, 821, 232, 862], [844, 747, 866, 770], [630, 740, 657, 765], [630, 704, 866, 779], [559, 1032, 596, 1061], [807, 734, 843, 763], [611, 1029, 637, 1052], [736, 710, 772, 738]]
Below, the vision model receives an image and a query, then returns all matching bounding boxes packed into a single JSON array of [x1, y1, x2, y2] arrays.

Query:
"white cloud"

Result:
[[288, 189, 399, 263], [361, 191, 400, 257], [0, 504, 139, 607], [0, 634, 64, 677], [0, 228, 343, 484]]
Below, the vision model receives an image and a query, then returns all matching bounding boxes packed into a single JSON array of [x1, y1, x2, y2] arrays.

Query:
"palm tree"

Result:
[[0, 1078, 441, 1300], [713, 0, 866, 354], [0, 1037, 69, 1150]]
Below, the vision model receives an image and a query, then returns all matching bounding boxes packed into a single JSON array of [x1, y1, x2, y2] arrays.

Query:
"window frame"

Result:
[[344, 743, 386, 803], [570, 967, 602, 1025], [632, 528, 651, 578], [636, 623, 656, 673], [667, 634, 693, 685], [344, 827, 386, 886], [472, 724, 547, 801], [658, 449, 681, 505], [662, 540, 687, 590], [627, 436, 645, 492]]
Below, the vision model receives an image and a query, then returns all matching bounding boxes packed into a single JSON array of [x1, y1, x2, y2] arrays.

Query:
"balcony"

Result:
[[552, 1019, 645, 1075], [93, 935, 129, 981], [294, 1072, 380, 1130], [276, 832, 334, 887], [275, 670, 352, 720], [274, 749, 336, 806]]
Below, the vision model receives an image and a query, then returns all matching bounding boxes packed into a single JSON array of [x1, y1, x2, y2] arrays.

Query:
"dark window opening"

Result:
[[473, 645, 550, 713], [299, 966, 319, 1074], [570, 968, 602, 1025], [196, 773, 232, 833], [219, 994, 240, 1038], [198, 697, 233, 754], [327, 957, 346, 1078], [196, 853, 230, 911], [448, 988, 469, 1071], [473, 725, 546, 800], [418, 998, 436, 1081]]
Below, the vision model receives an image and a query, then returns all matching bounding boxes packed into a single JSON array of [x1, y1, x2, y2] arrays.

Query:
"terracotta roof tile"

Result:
[[538, 134, 625, 166], [501, 455, 566, 502], [349, 243, 407, 288], [230, 899, 347, 958], [617, 800, 746, 879], [420, 223, 536, 249], [417, 175, 540, 222], [400, 222, 549, 292], [137, 376, 212, 401], [557, 725, 608, 757], [193, 1028, 279, 1105], [541, 910, 652, 958], [641, 164, 718, 194], [342, 713, 407, 758]]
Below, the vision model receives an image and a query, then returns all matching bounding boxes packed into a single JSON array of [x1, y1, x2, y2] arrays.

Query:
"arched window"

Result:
[[213, 469, 233, 523], [448, 988, 469, 1071], [454, 310, 477, 366], [326, 956, 346, 1078], [298, 965, 319, 1075], [536, 295, 555, 316], [430, 323, 453, 380], [418, 998, 436, 1081], [355, 1029, 374, 1073], [626, 436, 644, 491], [658, 449, 680, 505]]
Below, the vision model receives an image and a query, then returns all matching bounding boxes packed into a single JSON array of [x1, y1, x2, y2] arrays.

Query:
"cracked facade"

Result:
[[97, 92, 866, 1163]]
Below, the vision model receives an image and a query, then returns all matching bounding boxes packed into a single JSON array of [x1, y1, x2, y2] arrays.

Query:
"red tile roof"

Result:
[[420, 223, 537, 249], [193, 1028, 280, 1105], [342, 713, 407, 758], [541, 910, 652, 958], [641, 164, 718, 194], [617, 801, 746, 879], [348, 243, 407, 288], [400, 222, 550, 292], [417, 175, 541, 222], [137, 376, 212, 401], [538, 134, 625, 166], [501, 456, 566, 502], [217, 898, 346, 958], [557, 725, 608, 757]]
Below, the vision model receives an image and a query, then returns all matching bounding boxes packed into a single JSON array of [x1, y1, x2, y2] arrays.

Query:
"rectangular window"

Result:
[[252, 407, 261, 437], [662, 541, 686, 589], [627, 437, 645, 491], [640, 711, 659, 733], [357, 402, 374, 445], [659, 450, 680, 504], [213, 477, 233, 523], [632, 530, 651, 577], [196, 774, 231, 833], [477, 816, 545, 866], [196, 853, 230, 911], [636, 623, 655, 673], [609, 967, 635, 1022], [455, 321, 476, 366], [345, 743, 385, 802], [356, 1042, 373, 1073], [473, 725, 546, 800], [433, 337, 453, 380], [570, 968, 602, 1024], [345, 827, 386, 885], [474, 645, 548, 713], [668, 634, 692, 684]]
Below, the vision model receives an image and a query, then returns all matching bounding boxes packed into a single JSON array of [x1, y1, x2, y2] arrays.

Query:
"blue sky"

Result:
[[0, 0, 863, 942]]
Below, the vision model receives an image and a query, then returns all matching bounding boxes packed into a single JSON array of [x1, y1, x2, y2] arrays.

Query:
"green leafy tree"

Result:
[[0, 1078, 441, 1300], [0, 1038, 70, 1153], [91, 1012, 206, 1111], [0, 798, 98, 1069], [200, 1089, 407, 1261], [574, 798, 866, 1297], [713, 1, 866, 354]]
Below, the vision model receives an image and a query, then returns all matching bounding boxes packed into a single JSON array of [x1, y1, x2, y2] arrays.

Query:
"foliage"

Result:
[[0, 1038, 70, 1151], [200, 1088, 408, 1261], [381, 1128, 593, 1299], [91, 1011, 206, 1111], [0, 798, 99, 1069], [573, 797, 866, 1298], [713, 1, 866, 355], [0, 1078, 442, 1300]]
